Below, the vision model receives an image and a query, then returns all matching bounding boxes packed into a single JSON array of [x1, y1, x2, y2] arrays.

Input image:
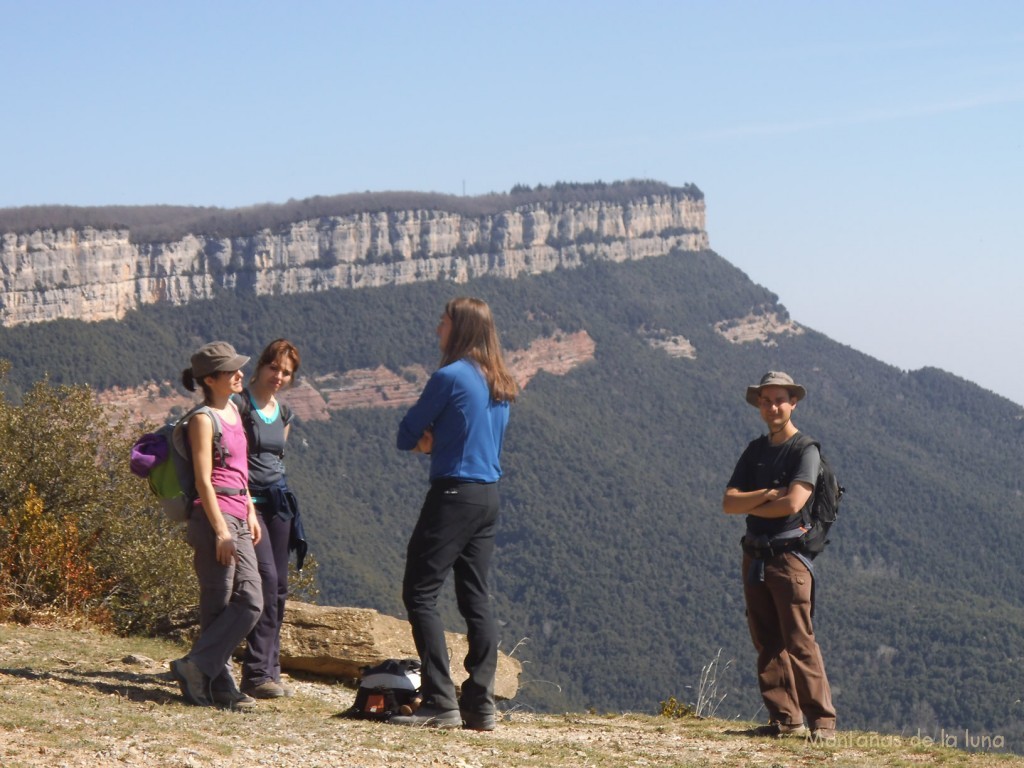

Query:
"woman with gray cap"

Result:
[[169, 341, 264, 710]]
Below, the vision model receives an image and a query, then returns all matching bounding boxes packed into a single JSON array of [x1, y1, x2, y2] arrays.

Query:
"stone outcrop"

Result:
[[279, 601, 521, 701], [314, 365, 430, 412], [506, 330, 596, 388], [276, 378, 331, 421], [0, 193, 706, 326], [638, 327, 697, 359], [714, 307, 804, 347]]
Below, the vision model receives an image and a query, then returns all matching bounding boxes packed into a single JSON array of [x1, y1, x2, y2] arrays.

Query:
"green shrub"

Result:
[[0, 362, 194, 633], [658, 696, 695, 719]]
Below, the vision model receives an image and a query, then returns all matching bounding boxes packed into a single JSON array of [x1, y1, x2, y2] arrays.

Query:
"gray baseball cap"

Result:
[[191, 341, 250, 380], [745, 371, 806, 406]]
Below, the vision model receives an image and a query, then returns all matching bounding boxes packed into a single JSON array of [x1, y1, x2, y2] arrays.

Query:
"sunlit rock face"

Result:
[[0, 193, 706, 327]]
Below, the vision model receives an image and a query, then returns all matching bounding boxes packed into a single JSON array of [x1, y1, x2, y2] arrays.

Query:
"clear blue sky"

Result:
[[2, 1, 1022, 403]]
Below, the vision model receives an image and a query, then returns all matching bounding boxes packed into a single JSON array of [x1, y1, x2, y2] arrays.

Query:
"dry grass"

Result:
[[0, 621, 1022, 768]]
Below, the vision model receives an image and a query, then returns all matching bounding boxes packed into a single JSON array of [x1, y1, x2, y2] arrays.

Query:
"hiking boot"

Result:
[[388, 706, 463, 728], [460, 709, 497, 731], [242, 680, 286, 699], [170, 657, 212, 707], [212, 688, 257, 711], [810, 727, 837, 742], [753, 721, 809, 738]]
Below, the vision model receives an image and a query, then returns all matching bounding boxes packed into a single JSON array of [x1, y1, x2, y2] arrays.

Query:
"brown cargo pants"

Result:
[[742, 552, 836, 729]]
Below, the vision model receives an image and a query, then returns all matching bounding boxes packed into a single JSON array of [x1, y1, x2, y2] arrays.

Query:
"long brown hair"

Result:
[[441, 297, 518, 403], [251, 338, 301, 385]]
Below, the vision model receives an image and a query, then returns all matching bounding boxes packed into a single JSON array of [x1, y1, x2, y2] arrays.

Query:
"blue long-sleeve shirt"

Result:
[[397, 358, 509, 483]]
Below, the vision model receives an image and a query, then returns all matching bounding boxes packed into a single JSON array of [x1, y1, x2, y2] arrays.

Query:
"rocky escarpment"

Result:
[[97, 330, 596, 424], [0, 191, 706, 326]]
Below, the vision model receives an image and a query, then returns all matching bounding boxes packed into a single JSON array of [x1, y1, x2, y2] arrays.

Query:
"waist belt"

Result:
[[214, 486, 248, 496], [742, 528, 812, 584], [430, 477, 493, 491], [741, 528, 805, 560]]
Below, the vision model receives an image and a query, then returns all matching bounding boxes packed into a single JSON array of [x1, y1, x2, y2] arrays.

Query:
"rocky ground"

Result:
[[1, 621, 1021, 768]]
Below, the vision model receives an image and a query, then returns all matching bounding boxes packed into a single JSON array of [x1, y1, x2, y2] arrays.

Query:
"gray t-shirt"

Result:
[[234, 390, 292, 489], [727, 433, 820, 536]]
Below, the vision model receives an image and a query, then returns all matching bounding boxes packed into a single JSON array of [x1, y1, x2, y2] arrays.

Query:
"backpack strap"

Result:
[[191, 404, 248, 498], [231, 391, 250, 418], [234, 388, 287, 458], [192, 405, 230, 469], [790, 433, 820, 530], [791, 433, 820, 452]]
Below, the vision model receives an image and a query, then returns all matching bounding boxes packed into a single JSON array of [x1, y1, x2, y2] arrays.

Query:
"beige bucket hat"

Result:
[[745, 371, 806, 406]]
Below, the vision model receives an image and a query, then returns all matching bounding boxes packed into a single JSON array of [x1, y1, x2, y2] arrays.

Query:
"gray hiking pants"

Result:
[[186, 512, 263, 690]]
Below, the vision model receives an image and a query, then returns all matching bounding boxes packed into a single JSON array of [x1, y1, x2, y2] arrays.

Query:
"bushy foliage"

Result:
[[659, 696, 696, 719], [0, 485, 103, 611], [288, 553, 321, 604], [0, 363, 194, 632]]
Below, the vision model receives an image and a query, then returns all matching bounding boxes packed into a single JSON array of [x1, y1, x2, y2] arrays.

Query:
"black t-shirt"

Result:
[[727, 433, 819, 536]]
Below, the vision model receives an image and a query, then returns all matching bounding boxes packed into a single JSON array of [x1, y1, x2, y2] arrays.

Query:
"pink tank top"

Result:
[[196, 404, 250, 521]]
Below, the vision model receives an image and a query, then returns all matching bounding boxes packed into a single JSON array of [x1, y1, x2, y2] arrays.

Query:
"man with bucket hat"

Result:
[[723, 371, 836, 741]]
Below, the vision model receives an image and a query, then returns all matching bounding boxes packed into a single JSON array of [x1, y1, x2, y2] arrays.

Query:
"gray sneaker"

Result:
[[170, 658, 212, 707], [389, 706, 463, 729], [242, 680, 286, 699], [212, 688, 257, 711], [460, 709, 497, 731]]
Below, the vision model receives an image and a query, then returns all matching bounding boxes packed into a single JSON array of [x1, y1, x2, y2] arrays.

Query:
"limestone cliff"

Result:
[[0, 191, 706, 326]]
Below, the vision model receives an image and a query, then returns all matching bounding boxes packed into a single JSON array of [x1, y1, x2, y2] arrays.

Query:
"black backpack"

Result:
[[344, 659, 422, 721], [792, 434, 845, 558]]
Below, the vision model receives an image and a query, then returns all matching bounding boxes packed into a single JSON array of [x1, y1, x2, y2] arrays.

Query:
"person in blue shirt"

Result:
[[390, 297, 518, 730]]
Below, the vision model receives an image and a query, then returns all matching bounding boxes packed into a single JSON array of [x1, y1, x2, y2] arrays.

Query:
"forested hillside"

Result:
[[1, 245, 1023, 751]]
